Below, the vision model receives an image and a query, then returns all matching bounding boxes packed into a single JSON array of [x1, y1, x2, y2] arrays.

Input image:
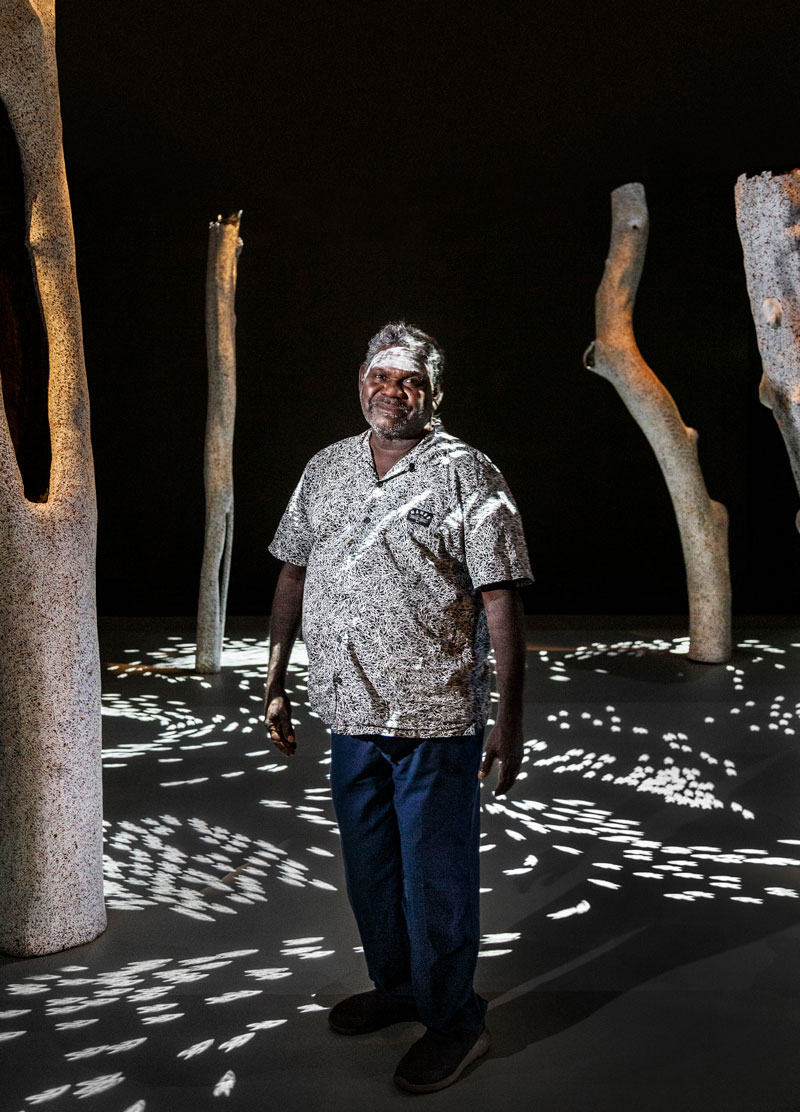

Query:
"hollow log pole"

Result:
[[735, 170, 800, 531], [583, 183, 731, 663], [0, 0, 105, 954], [196, 213, 242, 673]]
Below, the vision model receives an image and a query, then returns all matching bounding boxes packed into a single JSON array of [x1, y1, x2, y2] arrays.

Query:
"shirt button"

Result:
[[362, 517, 371, 524]]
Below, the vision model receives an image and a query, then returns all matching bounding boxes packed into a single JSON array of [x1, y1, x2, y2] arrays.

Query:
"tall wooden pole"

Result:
[[736, 169, 800, 531], [196, 212, 241, 673], [0, 0, 105, 955], [584, 183, 731, 663]]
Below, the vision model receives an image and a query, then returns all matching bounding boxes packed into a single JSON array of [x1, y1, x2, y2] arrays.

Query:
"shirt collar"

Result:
[[359, 426, 441, 482]]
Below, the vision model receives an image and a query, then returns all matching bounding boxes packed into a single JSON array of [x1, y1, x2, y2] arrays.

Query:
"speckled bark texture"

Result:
[[195, 213, 241, 673], [0, 0, 105, 955], [735, 170, 800, 531], [584, 183, 731, 664]]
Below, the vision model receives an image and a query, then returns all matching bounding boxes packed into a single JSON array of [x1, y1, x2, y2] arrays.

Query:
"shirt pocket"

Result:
[[380, 494, 442, 553]]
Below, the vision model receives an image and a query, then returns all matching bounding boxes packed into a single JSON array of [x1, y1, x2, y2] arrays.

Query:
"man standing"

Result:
[[264, 322, 532, 1093]]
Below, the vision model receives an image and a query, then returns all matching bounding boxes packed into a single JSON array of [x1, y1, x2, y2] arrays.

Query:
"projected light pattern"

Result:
[[103, 816, 338, 918], [101, 639, 313, 781], [96, 632, 800, 915], [2, 947, 307, 1108], [2, 628, 800, 1108], [469, 633, 800, 911], [531, 707, 743, 813], [479, 795, 800, 909], [107, 637, 302, 687], [2, 919, 535, 1106]]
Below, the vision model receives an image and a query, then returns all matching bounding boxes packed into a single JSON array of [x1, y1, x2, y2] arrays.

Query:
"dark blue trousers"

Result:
[[329, 731, 487, 1035]]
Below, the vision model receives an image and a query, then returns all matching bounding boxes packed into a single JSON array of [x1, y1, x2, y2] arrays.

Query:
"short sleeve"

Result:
[[462, 457, 533, 591], [268, 469, 314, 567]]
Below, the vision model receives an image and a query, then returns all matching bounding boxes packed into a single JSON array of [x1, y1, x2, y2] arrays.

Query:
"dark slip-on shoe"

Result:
[[328, 990, 420, 1035], [393, 1025, 491, 1093]]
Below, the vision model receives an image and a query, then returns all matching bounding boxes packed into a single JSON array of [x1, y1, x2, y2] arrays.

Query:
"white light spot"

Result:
[[24, 1084, 73, 1104], [548, 899, 591, 920], [74, 1074, 125, 1099], [219, 1033, 255, 1052], [206, 991, 262, 1005], [213, 1070, 236, 1097]]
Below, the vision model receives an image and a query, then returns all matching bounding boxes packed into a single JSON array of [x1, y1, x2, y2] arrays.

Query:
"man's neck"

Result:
[[369, 429, 428, 479]]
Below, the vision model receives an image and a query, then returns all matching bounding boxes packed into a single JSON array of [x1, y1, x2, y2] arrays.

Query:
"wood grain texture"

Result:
[[585, 183, 731, 664], [196, 212, 241, 673]]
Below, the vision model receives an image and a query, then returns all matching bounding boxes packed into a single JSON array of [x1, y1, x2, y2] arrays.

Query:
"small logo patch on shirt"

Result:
[[407, 508, 434, 527]]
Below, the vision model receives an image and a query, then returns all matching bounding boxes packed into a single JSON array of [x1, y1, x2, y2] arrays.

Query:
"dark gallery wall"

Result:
[[52, 0, 800, 617]]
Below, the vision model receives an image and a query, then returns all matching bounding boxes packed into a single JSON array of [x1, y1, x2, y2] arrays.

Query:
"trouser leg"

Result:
[[329, 732, 413, 999], [389, 733, 487, 1035]]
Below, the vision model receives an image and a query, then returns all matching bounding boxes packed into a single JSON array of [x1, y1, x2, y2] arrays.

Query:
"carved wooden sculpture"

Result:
[[736, 170, 800, 530], [584, 183, 731, 663], [196, 213, 242, 673], [0, 0, 105, 954]]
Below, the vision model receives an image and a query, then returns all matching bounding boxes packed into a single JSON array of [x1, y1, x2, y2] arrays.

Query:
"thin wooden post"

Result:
[[583, 183, 731, 663], [196, 212, 242, 673]]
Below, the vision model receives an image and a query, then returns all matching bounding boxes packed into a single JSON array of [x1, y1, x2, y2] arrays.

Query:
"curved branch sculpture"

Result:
[[584, 182, 731, 663], [196, 212, 242, 674], [0, 0, 105, 954], [735, 169, 800, 531]]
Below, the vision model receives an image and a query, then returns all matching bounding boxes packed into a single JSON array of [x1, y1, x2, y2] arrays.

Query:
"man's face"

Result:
[[359, 349, 439, 440]]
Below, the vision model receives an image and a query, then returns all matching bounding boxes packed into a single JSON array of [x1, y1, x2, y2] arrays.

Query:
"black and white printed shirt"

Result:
[[269, 427, 533, 738]]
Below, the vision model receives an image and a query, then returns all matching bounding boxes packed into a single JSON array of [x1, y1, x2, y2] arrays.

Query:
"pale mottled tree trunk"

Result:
[[0, 0, 105, 954], [196, 213, 241, 673], [735, 170, 800, 531], [584, 183, 731, 663]]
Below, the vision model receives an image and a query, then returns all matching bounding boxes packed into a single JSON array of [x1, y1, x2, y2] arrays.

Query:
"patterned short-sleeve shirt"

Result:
[[269, 427, 533, 738]]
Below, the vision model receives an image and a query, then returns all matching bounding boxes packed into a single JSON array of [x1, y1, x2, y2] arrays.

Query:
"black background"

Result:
[[52, 0, 800, 617]]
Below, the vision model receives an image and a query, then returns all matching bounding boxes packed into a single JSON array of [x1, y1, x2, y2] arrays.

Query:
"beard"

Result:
[[365, 399, 426, 439]]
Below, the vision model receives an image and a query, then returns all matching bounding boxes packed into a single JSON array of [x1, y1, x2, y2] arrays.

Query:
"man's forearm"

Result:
[[266, 562, 307, 696], [482, 585, 525, 720], [479, 583, 526, 795]]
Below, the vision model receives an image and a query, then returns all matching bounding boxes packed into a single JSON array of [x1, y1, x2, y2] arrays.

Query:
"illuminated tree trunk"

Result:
[[0, 0, 105, 955], [583, 182, 731, 663], [735, 170, 800, 531], [195, 213, 241, 673]]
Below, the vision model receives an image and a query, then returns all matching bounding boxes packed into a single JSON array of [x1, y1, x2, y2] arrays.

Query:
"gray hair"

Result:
[[364, 321, 445, 392]]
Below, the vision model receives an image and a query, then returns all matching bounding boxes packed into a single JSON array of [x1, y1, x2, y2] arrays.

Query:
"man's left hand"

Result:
[[478, 717, 524, 796]]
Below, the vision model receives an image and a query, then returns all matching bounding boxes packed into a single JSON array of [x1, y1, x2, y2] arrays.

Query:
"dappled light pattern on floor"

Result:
[[103, 816, 338, 919], [2, 625, 800, 1110]]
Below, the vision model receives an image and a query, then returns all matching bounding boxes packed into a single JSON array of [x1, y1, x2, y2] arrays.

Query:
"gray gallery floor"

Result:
[[2, 616, 800, 1112]]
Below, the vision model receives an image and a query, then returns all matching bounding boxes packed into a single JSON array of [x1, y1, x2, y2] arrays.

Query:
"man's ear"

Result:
[[432, 383, 443, 411], [358, 363, 367, 385]]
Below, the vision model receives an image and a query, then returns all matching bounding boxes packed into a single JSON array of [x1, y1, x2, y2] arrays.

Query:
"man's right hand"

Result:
[[264, 691, 296, 756]]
